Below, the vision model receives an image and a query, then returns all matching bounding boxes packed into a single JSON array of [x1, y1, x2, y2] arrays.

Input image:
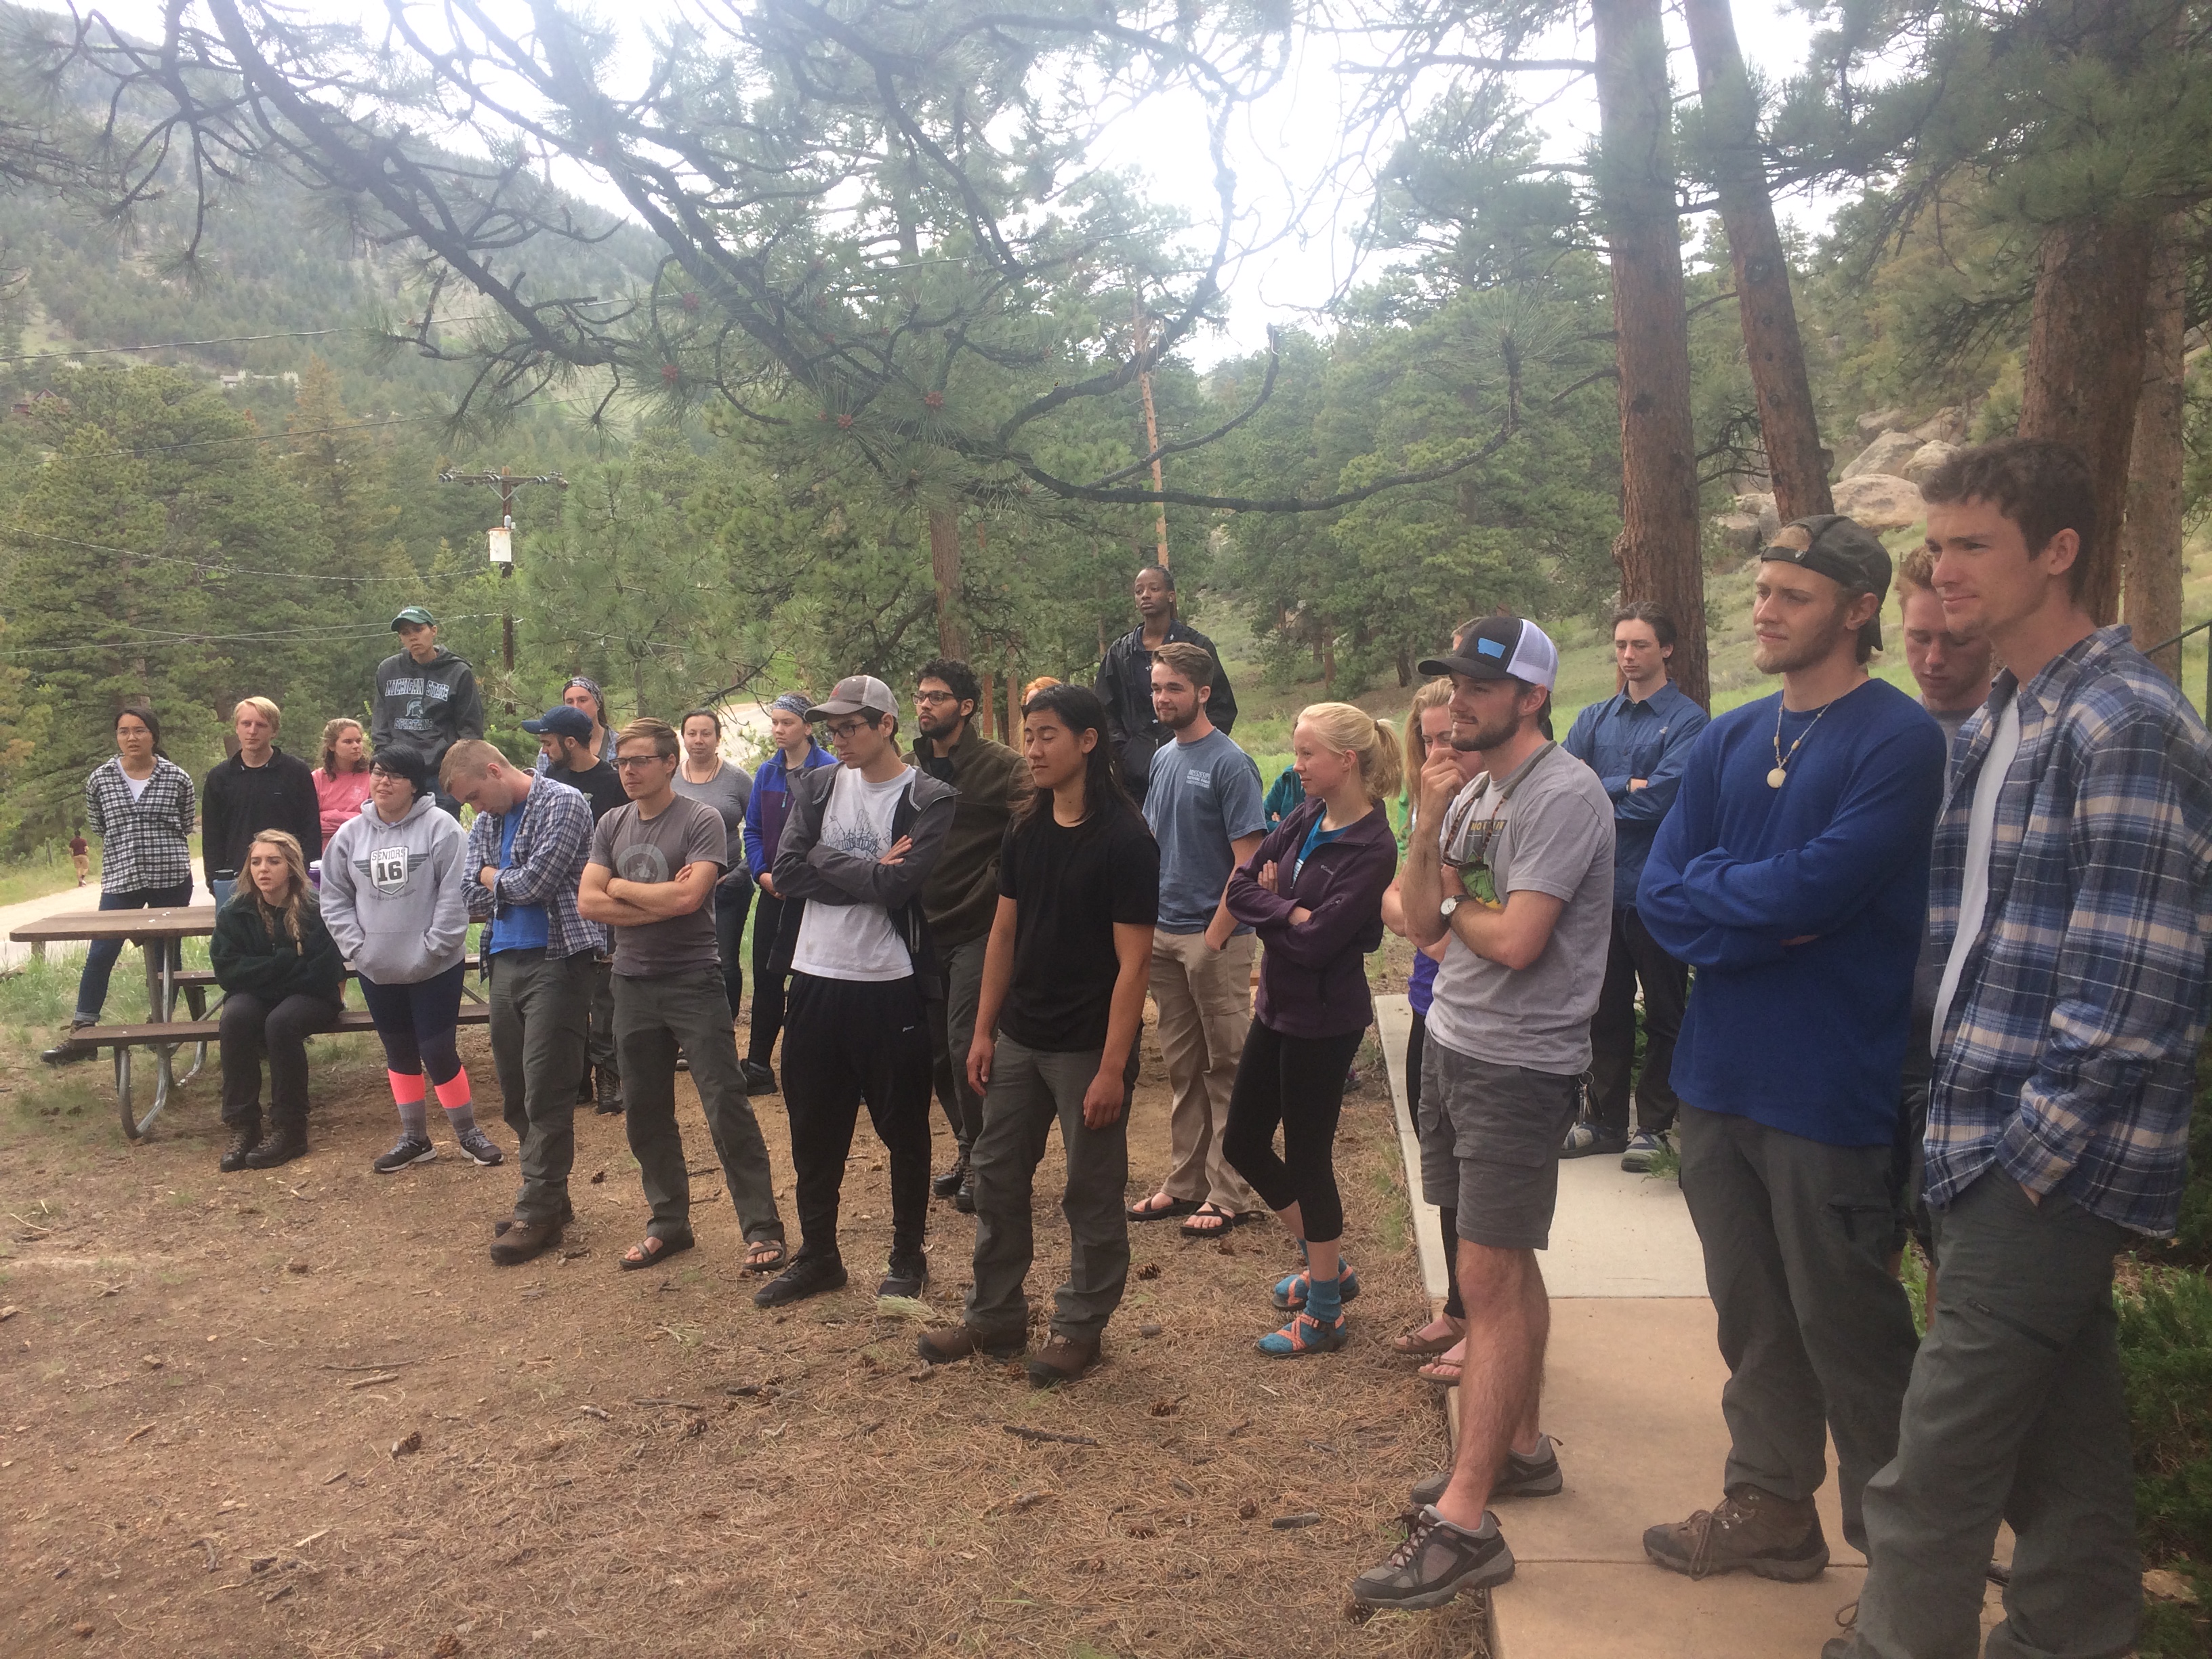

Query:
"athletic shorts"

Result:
[[1420, 1038, 1583, 1251]]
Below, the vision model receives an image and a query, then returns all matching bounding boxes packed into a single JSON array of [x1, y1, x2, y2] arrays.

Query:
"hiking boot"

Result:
[[954, 1167, 975, 1214], [494, 1197, 575, 1236], [1411, 1436, 1563, 1509], [1351, 1506, 1516, 1610], [932, 1153, 967, 1199], [372, 1134, 437, 1174], [456, 1126, 505, 1166], [753, 1253, 847, 1308], [489, 1218, 563, 1267], [218, 1117, 262, 1174], [916, 1324, 1025, 1366], [740, 1059, 777, 1096], [41, 1020, 97, 1066], [593, 1067, 623, 1115], [1024, 1333, 1101, 1388], [878, 1251, 928, 1298], [1620, 1129, 1668, 1172], [1643, 1486, 1829, 1582], [1561, 1119, 1626, 1159], [243, 1120, 308, 1170]]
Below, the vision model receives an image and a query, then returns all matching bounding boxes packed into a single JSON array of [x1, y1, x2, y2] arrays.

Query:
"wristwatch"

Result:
[[1439, 894, 1464, 920]]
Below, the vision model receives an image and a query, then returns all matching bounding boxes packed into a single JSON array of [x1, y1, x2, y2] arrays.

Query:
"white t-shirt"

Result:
[[123, 771, 152, 802], [1930, 694, 2022, 1052], [790, 767, 915, 981]]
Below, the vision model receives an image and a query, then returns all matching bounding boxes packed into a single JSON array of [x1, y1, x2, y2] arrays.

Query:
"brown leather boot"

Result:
[[916, 1324, 1025, 1366], [1023, 1333, 1101, 1388], [1642, 1486, 1828, 1581], [218, 1116, 262, 1173], [489, 1217, 563, 1267]]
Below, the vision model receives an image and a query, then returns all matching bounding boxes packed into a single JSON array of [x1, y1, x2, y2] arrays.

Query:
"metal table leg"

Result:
[[121, 934, 178, 1142]]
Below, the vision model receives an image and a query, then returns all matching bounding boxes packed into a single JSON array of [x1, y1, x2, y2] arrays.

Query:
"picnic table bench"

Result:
[[9, 905, 487, 1141]]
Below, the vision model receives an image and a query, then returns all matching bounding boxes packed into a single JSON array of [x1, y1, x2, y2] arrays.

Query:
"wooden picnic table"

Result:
[[9, 905, 219, 1141]]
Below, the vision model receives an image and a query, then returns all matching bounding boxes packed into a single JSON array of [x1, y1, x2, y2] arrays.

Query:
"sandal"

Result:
[[1128, 1193, 1202, 1222], [1391, 1316, 1465, 1358], [743, 1237, 787, 1275], [1180, 1203, 1248, 1239], [619, 1233, 694, 1271], [1418, 1339, 1466, 1387]]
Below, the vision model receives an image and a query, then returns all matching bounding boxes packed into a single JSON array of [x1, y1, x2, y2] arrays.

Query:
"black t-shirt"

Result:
[[549, 759, 629, 825], [996, 802, 1160, 1052]]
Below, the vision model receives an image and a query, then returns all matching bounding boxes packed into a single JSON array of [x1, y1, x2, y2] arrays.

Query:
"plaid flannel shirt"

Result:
[[1926, 626, 2212, 1235], [462, 774, 606, 960], [84, 754, 197, 893]]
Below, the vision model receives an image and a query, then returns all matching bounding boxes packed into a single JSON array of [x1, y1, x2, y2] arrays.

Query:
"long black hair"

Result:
[[115, 705, 166, 759], [1012, 682, 1134, 830]]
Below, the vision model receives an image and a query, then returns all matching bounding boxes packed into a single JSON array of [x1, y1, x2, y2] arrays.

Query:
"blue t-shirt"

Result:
[[1145, 727, 1267, 934], [1637, 679, 1947, 1147], [487, 807, 550, 956], [1292, 815, 1349, 880]]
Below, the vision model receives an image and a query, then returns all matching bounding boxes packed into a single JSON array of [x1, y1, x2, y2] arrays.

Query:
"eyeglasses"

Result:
[[614, 754, 668, 771], [826, 718, 877, 742], [914, 690, 958, 705]]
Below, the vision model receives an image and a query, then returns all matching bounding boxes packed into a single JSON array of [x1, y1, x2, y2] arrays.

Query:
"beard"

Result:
[[916, 707, 961, 741], [1157, 701, 1200, 733], [1753, 602, 1853, 676], [1450, 708, 1521, 753]]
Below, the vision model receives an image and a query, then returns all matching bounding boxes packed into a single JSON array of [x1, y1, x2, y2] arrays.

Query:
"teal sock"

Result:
[[1305, 1269, 1343, 1322]]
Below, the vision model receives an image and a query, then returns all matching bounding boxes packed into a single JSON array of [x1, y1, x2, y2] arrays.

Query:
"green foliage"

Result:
[[2121, 1267, 2212, 1568]]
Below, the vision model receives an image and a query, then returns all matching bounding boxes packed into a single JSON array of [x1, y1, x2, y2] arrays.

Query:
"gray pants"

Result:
[[926, 935, 989, 1151], [966, 1036, 1132, 1347], [613, 967, 783, 1246], [586, 956, 619, 1100], [1678, 1102, 1920, 1551], [489, 949, 594, 1224], [1851, 1170, 2138, 1659]]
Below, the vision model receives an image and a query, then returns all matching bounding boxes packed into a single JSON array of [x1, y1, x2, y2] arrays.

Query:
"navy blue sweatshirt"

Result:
[[1636, 678, 1946, 1147]]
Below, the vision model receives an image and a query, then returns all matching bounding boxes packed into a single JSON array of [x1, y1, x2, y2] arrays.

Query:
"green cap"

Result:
[[390, 606, 438, 630]]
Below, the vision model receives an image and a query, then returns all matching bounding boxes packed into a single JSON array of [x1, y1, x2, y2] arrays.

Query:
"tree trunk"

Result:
[[927, 505, 966, 659], [2121, 225, 2188, 680], [2017, 216, 2159, 626], [1006, 649, 1021, 745], [1593, 0, 1710, 708], [1682, 0, 1832, 523]]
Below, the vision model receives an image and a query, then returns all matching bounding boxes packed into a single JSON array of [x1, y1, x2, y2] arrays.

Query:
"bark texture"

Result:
[[2121, 225, 2188, 680], [1593, 0, 1710, 707], [1683, 0, 1833, 522], [927, 505, 966, 659]]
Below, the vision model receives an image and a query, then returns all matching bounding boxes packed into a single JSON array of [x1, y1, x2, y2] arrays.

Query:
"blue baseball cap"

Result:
[[522, 705, 595, 741]]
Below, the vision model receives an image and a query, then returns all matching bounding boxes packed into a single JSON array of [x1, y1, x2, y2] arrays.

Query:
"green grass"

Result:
[[0, 842, 91, 908]]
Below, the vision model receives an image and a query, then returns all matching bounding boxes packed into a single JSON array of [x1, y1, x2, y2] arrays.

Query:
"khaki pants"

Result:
[[1149, 928, 1261, 1212]]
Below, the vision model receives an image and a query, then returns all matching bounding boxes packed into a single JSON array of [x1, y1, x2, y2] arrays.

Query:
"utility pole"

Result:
[[1133, 295, 1168, 568], [438, 466, 565, 701]]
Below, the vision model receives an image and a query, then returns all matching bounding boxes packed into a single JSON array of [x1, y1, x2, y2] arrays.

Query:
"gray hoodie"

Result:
[[320, 791, 472, 985]]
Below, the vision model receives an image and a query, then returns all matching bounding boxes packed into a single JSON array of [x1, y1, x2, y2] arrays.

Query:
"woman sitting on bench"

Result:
[[212, 830, 345, 1172]]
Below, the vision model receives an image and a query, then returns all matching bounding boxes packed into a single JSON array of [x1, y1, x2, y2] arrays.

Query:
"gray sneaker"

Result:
[[1351, 1506, 1515, 1610], [1411, 1435, 1563, 1508], [456, 1126, 504, 1167], [1621, 1129, 1668, 1172], [372, 1134, 436, 1174]]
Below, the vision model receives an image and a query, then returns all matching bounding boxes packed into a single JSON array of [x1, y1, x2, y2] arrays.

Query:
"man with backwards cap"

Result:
[[754, 675, 957, 1309], [524, 704, 629, 1115], [1633, 518, 1946, 1586], [1352, 615, 1614, 1612], [371, 607, 485, 815]]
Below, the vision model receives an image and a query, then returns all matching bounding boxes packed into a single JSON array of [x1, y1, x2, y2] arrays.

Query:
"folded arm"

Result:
[[777, 787, 954, 909]]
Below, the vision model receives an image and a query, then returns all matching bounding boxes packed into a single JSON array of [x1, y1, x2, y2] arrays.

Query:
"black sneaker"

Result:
[[1351, 1506, 1516, 1610], [218, 1120, 262, 1174], [455, 1126, 505, 1166], [740, 1059, 777, 1096], [954, 1168, 976, 1214], [242, 1121, 308, 1170], [372, 1134, 436, 1174], [1411, 1436, 1563, 1509], [878, 1251, 928, 1298], [754, 1254, 846, 1308], [931, 1155, 966, 1200]]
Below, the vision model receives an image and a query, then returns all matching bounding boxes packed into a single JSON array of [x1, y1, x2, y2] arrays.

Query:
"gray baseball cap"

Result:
[[806, 674, 899, 722]]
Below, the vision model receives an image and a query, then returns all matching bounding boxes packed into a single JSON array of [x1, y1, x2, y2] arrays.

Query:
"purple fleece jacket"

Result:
[[1226, 794, 1399, 1039]]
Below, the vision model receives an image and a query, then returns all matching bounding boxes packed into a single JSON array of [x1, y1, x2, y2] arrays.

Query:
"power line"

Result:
[[0, 329, 363, 367], [3, 527, 479, 583]]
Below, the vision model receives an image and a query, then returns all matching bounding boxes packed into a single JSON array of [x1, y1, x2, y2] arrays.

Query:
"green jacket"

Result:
[[910, 720, 1029, 949], [211, 893, 347, 1006]]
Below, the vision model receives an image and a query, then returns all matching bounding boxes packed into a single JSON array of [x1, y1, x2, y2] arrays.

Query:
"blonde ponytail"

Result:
[[1297, 701, 1405, 804]]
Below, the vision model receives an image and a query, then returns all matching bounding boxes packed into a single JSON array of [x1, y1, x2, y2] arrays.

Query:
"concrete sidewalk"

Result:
[[1373, 994, 2003, 1658]]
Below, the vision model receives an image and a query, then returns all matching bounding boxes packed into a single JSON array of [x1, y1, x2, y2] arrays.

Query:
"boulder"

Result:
[[1902, 440, 1959, 486], [1910, 406, 1967, 443], [1708, 512, 1763, 561], [1843, 430, 1923, 479], [1856, 408, 1908, 441], [1832, 472, 1925, 531], [1733, 491, 1780, 541]]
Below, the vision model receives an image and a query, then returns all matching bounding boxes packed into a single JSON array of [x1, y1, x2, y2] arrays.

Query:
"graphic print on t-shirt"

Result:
[[616, 842, 672, 884], [1439, 794, 1504, 909]]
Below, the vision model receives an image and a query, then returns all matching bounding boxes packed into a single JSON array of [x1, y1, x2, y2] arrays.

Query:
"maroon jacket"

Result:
[[1226, 794, 1399, 1039]]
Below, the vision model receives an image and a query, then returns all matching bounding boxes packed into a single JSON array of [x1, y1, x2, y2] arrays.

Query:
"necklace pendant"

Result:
[[1766, 766, 1788, 789]]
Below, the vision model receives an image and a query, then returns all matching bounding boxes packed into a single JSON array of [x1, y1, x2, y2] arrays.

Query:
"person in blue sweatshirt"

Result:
[[1635, 516, 1946, 1586]]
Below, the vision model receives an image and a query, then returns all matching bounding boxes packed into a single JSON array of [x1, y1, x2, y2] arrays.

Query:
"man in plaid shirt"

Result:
[[444, 740, 606, 1266], [1834, 439, 2212, 1659]]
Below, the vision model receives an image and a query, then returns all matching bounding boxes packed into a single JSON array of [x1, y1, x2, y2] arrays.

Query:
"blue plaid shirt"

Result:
[[1926, 626, 2212, 1235], [462, 775, 607, 960]]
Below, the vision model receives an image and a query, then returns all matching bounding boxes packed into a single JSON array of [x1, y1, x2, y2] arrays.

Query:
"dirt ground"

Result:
[[0, 987, 1490, 1658]]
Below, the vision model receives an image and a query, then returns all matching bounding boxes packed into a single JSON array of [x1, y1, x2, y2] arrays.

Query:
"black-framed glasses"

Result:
[[826, 718, 876, 741], [614, 753, 668, 771]]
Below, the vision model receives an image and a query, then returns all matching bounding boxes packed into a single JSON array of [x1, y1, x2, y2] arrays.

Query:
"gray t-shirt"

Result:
[[588, 794, 727, 977], [1144, 727, 1267, 934], [1426, 745, 1616, 1074], [672, 760, 755, 890]]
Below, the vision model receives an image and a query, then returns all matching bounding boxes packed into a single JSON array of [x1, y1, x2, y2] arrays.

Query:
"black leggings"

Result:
[[356, 961, 467, 1084], [747, 891, 788, 1065], [1406, 1010, 1463, 1319], [1223, 1020, 1366, 1245]]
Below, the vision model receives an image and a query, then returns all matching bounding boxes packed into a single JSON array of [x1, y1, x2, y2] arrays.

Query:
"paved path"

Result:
[[0, 883, 108, 972], [1373, 993, 2004, 1658]]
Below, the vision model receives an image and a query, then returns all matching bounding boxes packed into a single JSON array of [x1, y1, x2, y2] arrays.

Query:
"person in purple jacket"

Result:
[[1223, 701, 1403, 1356], [739, 691, 837, 1094]]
